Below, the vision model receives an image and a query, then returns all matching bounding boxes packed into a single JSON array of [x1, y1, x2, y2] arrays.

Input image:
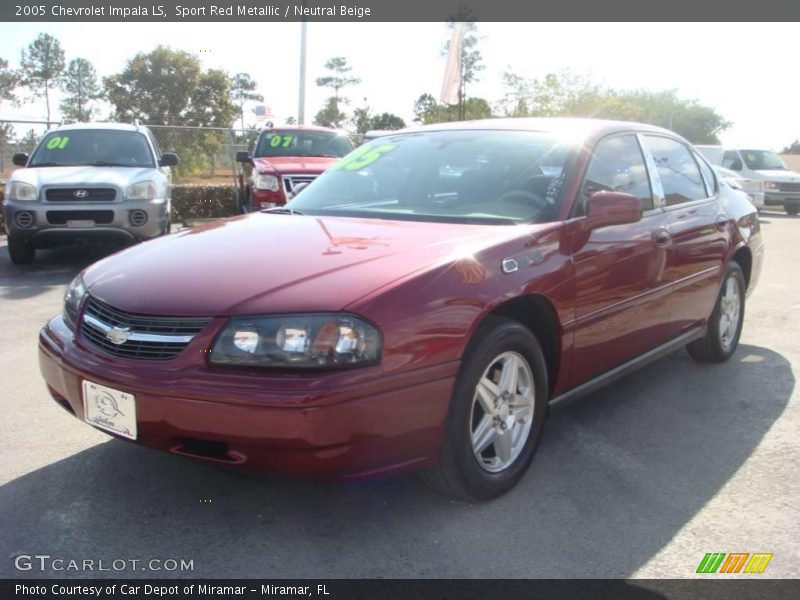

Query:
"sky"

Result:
[[0, 21, 798, 151]]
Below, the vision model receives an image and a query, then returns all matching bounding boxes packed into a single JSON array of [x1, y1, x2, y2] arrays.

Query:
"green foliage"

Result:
[[350, 105, 405, 134], [498, 69, 730, 144], [104, 47, 238, 177], [60, 58, 103, 122], [230, 72, 263, 130], [105, 46, 218, 126], [315, 56, 360, 118], [19, 33, 65, 123], [782, 140, 800, 154], [413, 93, 492, 124], [17, 128, 39, 153], [0, 57, 19, 106], [171, 184, 238, 223], [314, 97, 347, 127]]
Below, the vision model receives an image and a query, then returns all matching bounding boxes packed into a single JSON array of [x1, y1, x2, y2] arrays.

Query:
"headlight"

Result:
[[126, 181, 157, 200], [254, 173, 280, 192], [210, 314, 381, 369], [763, 181, 778, 190], [63, 275, 87, 331], [8, 181, 38, 201]]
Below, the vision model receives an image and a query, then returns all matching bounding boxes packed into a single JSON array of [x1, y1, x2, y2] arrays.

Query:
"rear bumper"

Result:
[[38, 316, 454, 479]]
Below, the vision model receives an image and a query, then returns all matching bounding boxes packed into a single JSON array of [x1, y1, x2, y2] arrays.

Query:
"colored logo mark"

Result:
[[696, 552, 773, 574]]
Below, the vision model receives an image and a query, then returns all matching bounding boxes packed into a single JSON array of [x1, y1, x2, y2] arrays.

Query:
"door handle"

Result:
[[653, 228, 671, 247]]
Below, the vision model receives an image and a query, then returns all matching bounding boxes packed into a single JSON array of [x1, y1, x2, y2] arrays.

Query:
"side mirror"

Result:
[[12, 153, 29, 167], [235, 151, 251, 163], [586, 191, 642, 229], [159, 153, 179, 167], [730, 160, 743, 171]]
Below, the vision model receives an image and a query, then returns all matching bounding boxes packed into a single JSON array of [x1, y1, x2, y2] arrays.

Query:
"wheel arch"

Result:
[[731, 244, 753, 289], [477, 294, 562, 396]]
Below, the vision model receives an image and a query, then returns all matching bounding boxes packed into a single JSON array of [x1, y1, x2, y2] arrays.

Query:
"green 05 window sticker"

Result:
[[269, 135, 295, 148], [45, 136, 70, 150], [330, 144, 397, 172]]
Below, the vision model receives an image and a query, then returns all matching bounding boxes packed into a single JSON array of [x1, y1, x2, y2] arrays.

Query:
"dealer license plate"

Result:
[[82, 380, 137, 440]]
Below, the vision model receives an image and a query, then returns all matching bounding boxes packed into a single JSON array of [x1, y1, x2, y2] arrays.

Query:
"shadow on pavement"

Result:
[[0, 242, 128, 301], [0, 344, 793, 579]]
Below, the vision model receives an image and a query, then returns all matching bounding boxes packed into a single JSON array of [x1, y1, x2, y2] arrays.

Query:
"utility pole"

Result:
[[298, 16, 308, 125]]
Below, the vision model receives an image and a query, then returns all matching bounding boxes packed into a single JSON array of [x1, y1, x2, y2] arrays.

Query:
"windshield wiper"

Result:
[[86, 161, 138, 167], [29, 162, 70, 167], [263, 207, 304, 215]]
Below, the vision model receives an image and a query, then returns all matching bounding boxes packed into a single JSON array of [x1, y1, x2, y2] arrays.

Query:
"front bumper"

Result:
[[4, 198, 168, 244], [252, 189, 287, 209], [764, 191, 800, 207], [38, 315, 454, 479]]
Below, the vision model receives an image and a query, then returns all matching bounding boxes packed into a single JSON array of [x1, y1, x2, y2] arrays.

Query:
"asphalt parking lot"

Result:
[[0, 211, 797, 580]]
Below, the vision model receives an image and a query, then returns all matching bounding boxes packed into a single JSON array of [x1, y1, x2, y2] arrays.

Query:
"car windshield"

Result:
[[254, 130, 354, 158], [29, 130, 155, 168], [740, 150, 787, 170], [287, 130, 573, 225]]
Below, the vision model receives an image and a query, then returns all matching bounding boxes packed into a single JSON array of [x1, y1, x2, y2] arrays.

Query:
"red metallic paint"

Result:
[[38, 119, 765, 480]]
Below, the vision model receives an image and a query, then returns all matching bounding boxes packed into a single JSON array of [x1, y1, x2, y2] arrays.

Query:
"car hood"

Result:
[[252, 156, 339, 174], [83, 214, 527, 316], [753, 169, 800, 181], [10, 165, 157, 189]]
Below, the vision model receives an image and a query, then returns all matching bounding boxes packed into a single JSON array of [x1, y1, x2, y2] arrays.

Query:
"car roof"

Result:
[[397, 117, 680, 141], [259, 124, 342, 133], [50, 122, 143, 133]]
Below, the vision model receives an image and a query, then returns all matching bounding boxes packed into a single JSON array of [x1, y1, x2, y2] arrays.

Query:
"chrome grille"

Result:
[[282, 174, 318, 195], [46, 188, 117, 202], [778, 181, 800, 192], [80, 296, 211, 360]]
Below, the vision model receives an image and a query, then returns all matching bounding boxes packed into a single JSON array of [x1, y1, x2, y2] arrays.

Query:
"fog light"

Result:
[[129, 209, 148, 227], [14, 211, 35, 228]]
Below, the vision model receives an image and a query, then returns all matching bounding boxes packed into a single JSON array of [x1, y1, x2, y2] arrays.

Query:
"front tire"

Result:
[[687, 261, 745, 363], [421, 317, 548, 500], [8, 235, 35, 265], [785, 203, 800, 216]]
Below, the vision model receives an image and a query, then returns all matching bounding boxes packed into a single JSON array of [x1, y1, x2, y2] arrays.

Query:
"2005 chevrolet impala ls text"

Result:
[[38, 118, 763, 500]]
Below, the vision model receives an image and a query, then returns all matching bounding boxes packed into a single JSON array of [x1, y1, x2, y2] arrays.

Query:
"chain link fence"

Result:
[[146, 124, 259, 184], [0, 120, 261, 184], [0, 120, 55, 182], [1, 120, 366, 185]]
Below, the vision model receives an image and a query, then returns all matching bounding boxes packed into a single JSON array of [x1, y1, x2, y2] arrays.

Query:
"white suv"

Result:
[[4, 122, 178, 264]]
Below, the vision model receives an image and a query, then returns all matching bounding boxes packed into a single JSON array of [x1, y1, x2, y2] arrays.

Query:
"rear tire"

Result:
[[420, 317, 548, 500], [8, 235, 35, 265], [687, 261, 745, 363]]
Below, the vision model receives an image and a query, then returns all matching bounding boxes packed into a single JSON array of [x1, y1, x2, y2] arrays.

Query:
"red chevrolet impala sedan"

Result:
[[39, 119, 763, 499]]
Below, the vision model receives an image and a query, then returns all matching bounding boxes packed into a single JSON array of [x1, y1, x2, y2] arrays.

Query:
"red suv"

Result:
[[235, 125, 354, 211]]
